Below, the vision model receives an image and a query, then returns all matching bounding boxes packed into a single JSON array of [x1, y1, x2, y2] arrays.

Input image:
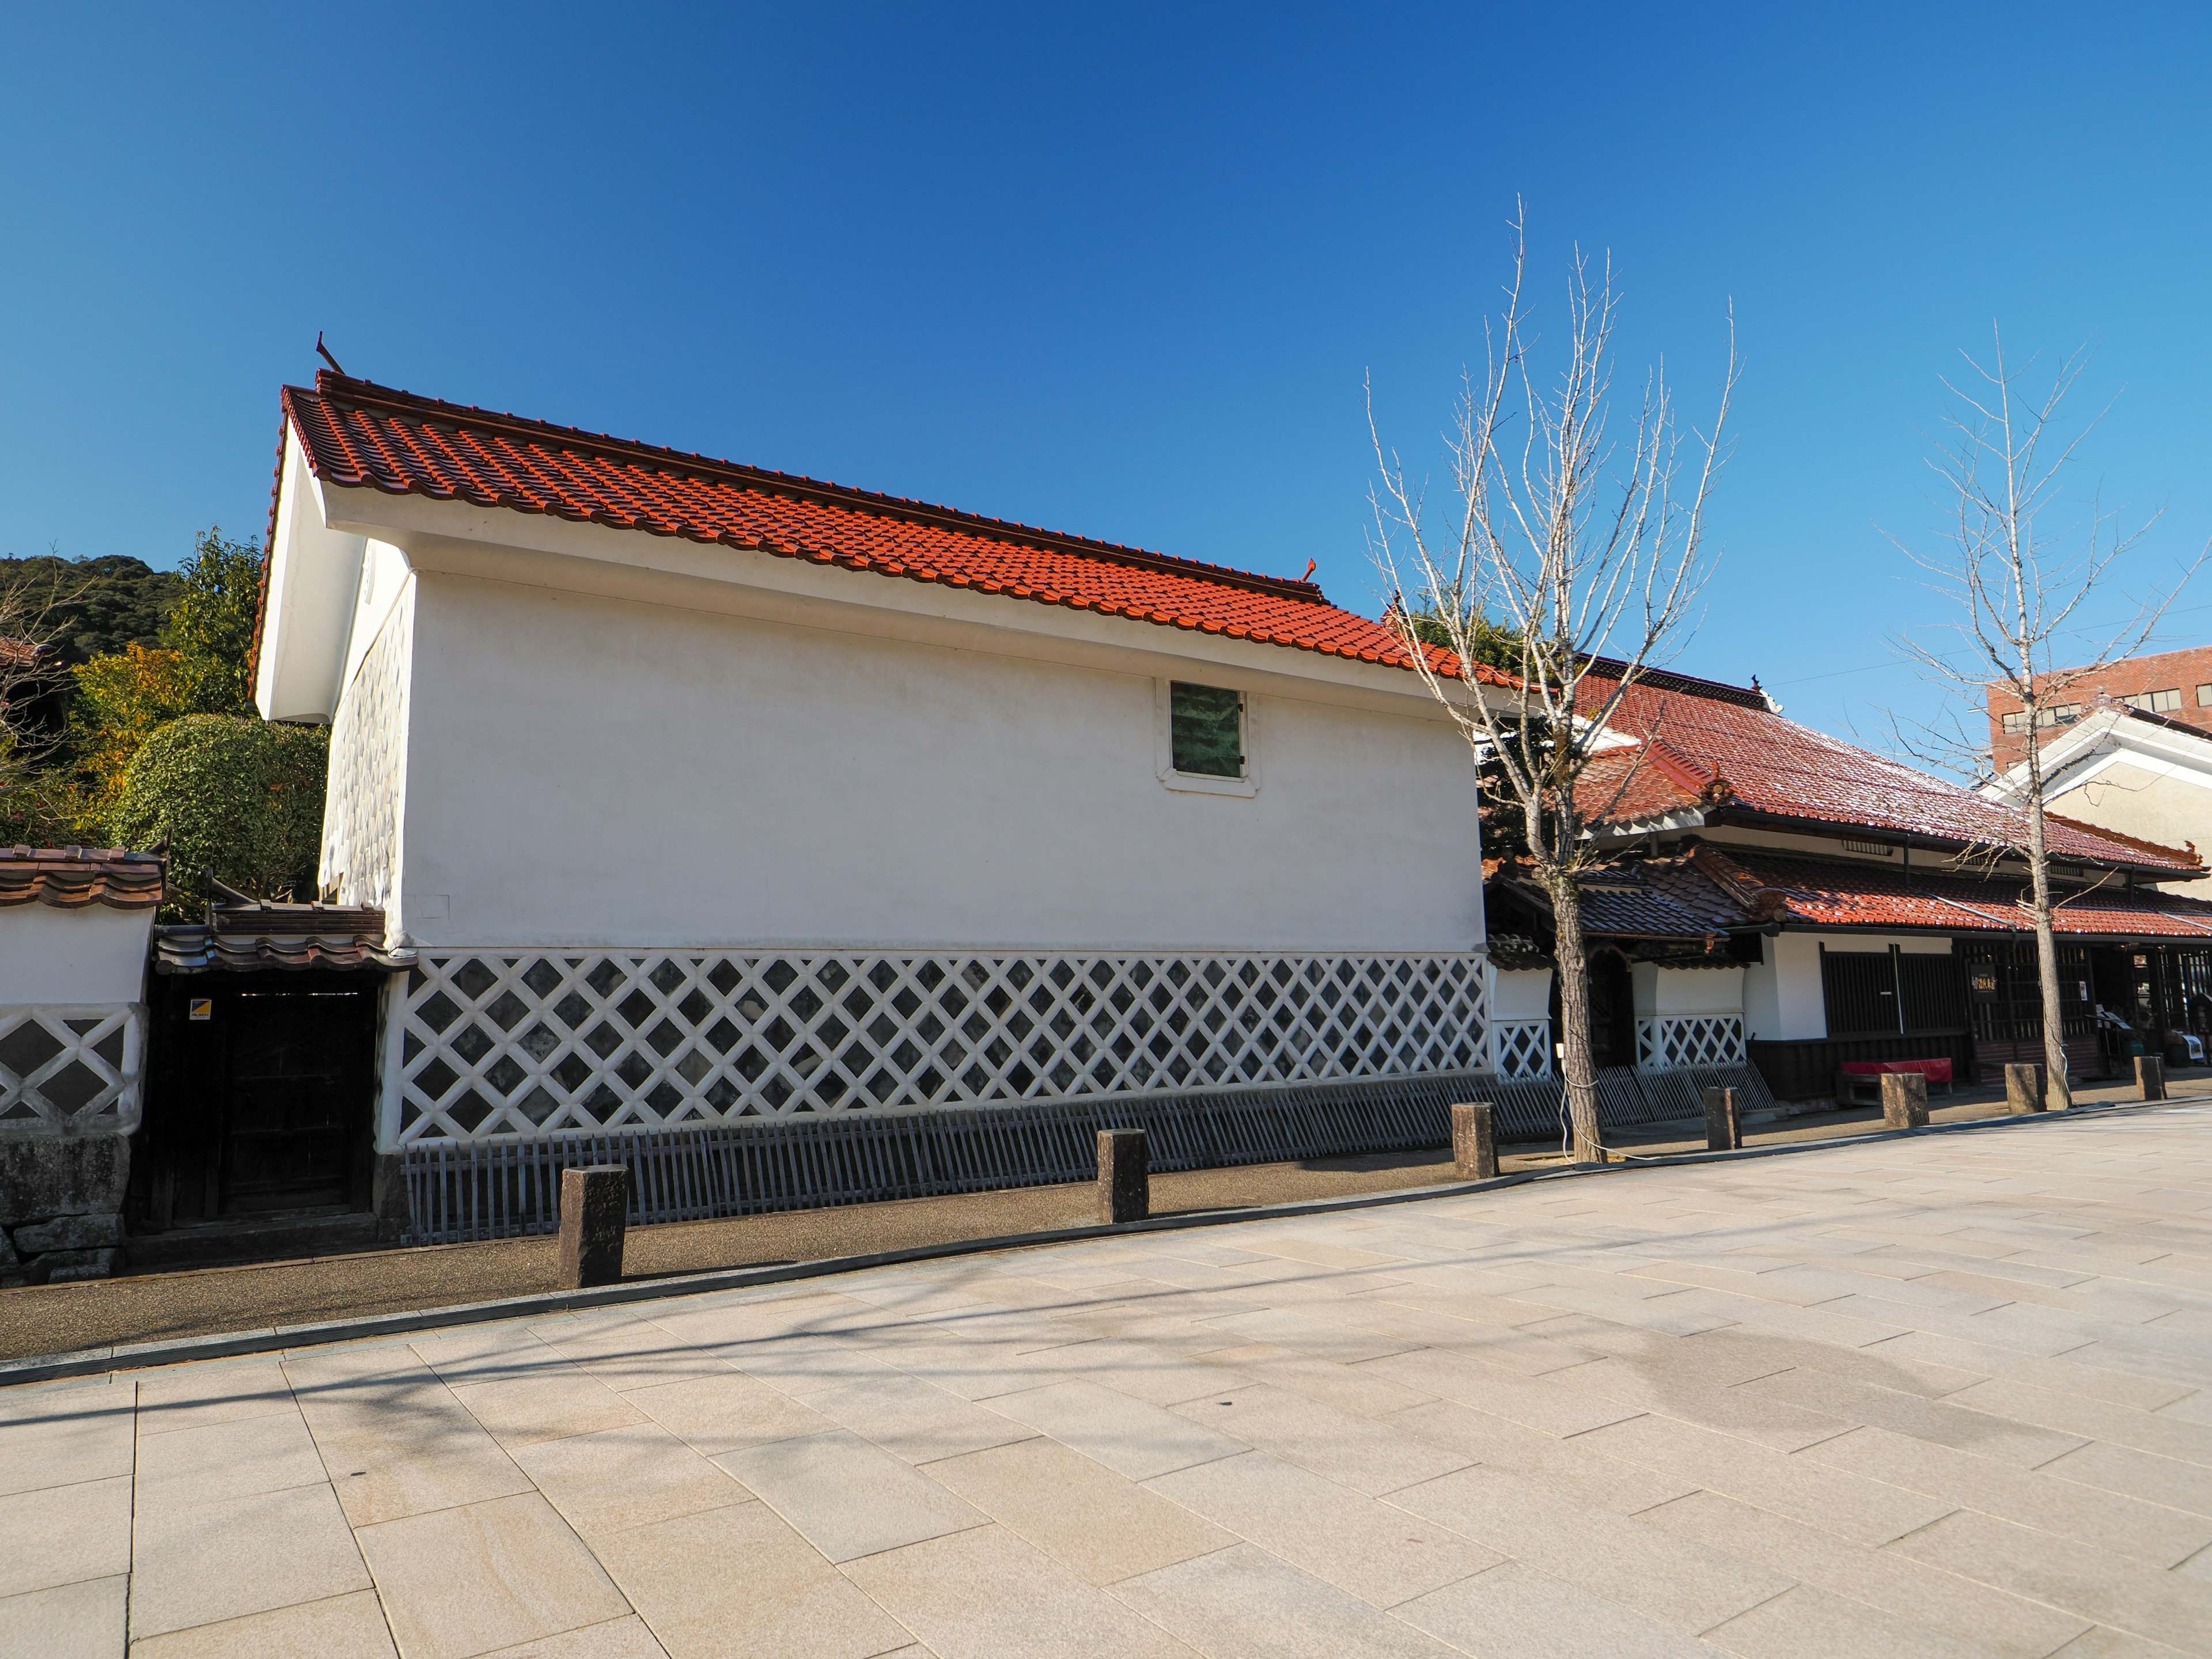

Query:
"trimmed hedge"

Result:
[[107, 715, 327, 915]]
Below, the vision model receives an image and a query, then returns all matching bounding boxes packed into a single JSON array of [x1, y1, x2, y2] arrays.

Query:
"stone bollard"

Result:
[[2003, 1062, 2048, 1115], [1097, 1128, 1149, 1224], [558, 1165, 629, 1290], [1449, 1103, 1498, 1180], [1702, 1085, 1741, 1152], [2136, 1055, 2167, 1102], [1880, 1071, 1930, 1130]]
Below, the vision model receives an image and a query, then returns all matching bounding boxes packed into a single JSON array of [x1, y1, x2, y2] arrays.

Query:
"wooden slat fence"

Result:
[[399, 1062, 1780, 1244]]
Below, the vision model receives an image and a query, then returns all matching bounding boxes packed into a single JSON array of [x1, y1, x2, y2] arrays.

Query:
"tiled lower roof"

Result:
[[1581, 675, 2199, 876], [1700, 846, 2212, 938], [264, 372, 1484, 683], [0, 847, 165, 910], [1498, 854, 1747, 942]]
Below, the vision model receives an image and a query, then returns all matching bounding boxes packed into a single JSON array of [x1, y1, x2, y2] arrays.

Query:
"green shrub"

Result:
[[106, 715, 327, 915]]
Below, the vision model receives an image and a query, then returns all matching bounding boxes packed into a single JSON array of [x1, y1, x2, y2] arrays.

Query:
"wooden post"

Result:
[[1880, 1072, 1929, 1130], [2135, 1055, 2166, 1102], [2003, 1062, 2047, 1115], [1449, 1103, 1498, 1179], [1097, 1128, 1149, 1224], [558, 1165, 628, 1289], [1702, 1085, 1741, 1152]]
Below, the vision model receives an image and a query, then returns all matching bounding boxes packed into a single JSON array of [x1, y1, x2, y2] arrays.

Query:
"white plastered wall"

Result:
[[2047, 759, 2212, 894], [1742, 931, 1952, 1042], [256, 433, 369, 723], [394, 571, 1486, 951], [1632, 963, 1745, 1017], [1488, 967, 1552, 1020], [0, 908, 153, 1003]]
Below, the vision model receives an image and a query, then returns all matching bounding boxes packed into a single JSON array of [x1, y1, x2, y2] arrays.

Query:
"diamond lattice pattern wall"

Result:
[[393, 950, 1488, 1143], [0, 1007, 142, 1134], [1638, 1013, 1747, 1071]]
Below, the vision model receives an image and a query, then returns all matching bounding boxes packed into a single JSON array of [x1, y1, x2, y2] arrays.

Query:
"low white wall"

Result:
[[1632, 963, 1745, 1017], [0, 908, 153, 1003], [1741, 931, 1953, 1043], [1489, 966, 1552, 1020], [396, 574, 1487, 952]]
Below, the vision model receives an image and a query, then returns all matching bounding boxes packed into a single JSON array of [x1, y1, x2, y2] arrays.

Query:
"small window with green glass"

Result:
[[1170, 682, 1244, 777]]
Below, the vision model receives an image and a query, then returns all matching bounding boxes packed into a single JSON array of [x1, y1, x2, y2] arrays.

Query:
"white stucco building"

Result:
[[248, 372, 1495, 1199]]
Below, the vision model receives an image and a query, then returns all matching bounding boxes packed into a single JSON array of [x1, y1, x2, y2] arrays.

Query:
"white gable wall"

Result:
[[396, 570, 1484, 951]]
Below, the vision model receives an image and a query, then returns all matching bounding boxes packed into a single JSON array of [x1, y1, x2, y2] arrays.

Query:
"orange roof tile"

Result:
[[1580, 672, 2200, 875], [263, 372, 1488, 683]]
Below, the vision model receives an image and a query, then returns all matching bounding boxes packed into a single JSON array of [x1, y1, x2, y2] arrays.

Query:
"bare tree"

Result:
[[1368, 210, 1737, 1160], [1890, 330, 2201, 1109]]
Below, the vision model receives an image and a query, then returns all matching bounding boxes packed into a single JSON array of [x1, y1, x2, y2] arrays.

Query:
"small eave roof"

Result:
[[0, 846, 165, 910], [257, 371, 1495, 687]]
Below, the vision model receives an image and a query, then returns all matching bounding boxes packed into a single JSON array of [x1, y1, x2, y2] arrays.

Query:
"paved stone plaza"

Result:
[[5, 1107, 2212, 1658]]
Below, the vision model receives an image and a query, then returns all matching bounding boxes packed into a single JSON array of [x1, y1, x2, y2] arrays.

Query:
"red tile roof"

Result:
[[1695, 844, 2212, 938], [1581, 673, 2200, 874], [0, 847, 165, 910], [264, 372, 1481, 682]]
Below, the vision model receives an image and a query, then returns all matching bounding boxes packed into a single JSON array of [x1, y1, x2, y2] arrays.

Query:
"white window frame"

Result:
[[1156, 679, 1260, 797]]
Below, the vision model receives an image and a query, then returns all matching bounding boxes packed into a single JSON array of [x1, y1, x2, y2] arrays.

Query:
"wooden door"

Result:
[[221, 987, 378, 1212]]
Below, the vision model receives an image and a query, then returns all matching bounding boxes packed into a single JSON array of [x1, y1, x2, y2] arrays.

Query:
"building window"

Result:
[[2002, 703, 2080, 734], [1169, 683, 1244, 778], [2124, 688, 2183, 713], [2197, 684, 2212, 706]]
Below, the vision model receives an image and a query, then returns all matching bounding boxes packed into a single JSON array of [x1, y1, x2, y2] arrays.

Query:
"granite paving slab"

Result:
[[3, 1103, 2207, 1656]]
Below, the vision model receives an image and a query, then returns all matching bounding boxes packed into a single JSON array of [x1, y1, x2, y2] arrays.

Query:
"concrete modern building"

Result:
[[1984, 641, 2212, 772]]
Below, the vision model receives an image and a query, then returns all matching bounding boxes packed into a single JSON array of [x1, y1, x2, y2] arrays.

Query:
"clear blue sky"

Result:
[[3, 3, 2208, 747]]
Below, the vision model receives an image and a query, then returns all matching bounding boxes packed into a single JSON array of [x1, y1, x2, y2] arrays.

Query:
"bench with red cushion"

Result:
[[1838, 1059, 1952, 1085]]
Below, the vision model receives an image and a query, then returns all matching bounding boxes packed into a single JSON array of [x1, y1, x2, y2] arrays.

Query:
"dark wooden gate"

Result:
[[138, 971, 380, 1225]]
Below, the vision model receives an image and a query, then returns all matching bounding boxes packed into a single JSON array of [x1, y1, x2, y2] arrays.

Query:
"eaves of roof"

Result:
[[0, 847, 165, 911], [253, 371, 1501, 692]]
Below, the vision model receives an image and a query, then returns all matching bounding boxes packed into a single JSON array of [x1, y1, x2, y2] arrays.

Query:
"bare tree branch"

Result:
[[1884, 327, 2206, 1107], [1367, 204, 1738, 1158]]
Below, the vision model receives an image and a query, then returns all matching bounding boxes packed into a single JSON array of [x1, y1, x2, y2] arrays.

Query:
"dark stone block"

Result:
[[36, 1246, 118, 1282], [370, 1152, 412, 1244], [2003, 1062, 2047, 1115], [1097, 1128, 1149, 1224], [558, 1164, 628, 1289], [12, 1211, 123, 1252], [1449, 1103, 1497, 1179], [1880, 1072, 1929, 1130], [0, 1132, 130, 1229], [1702, 1086, 1742, 1152]]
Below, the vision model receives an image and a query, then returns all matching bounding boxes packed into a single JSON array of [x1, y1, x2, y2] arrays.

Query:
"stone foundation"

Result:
[[0, 1131, 131, 1285]]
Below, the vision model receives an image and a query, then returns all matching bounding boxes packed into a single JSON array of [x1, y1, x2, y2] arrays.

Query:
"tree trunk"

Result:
[[2023, 769, 2074, 1111], [1549, 874, 1605, 1161]]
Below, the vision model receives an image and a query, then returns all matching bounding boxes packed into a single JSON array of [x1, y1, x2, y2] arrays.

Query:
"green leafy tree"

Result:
[[0, 552, 184, 664], [105, 715, 327, 914], [161, 527, 262, 715]]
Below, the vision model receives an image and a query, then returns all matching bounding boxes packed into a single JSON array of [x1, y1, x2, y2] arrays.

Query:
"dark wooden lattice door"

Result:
[[219, 987, 378, 1211]]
